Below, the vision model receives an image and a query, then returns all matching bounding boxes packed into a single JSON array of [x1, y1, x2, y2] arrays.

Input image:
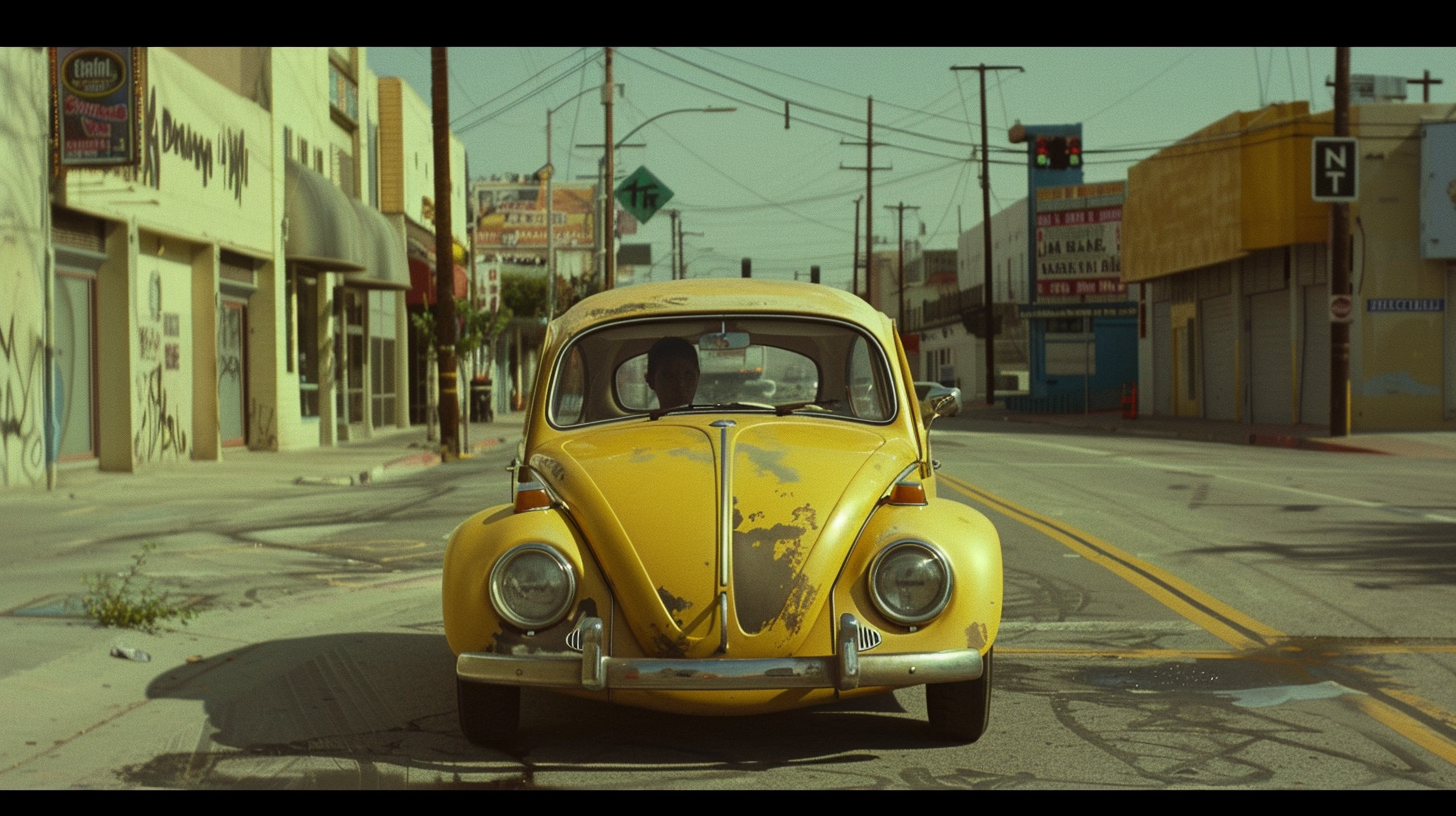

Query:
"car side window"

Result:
[[552, 345, 586, 425], [847, 336, 890, 420]]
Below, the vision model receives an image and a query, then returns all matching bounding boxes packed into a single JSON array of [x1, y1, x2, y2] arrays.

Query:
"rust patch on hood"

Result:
[[648, 625, 690, 658], [731, 496, 820, 635], [965, 621, 989, 651], [657, 586, 694, 628]]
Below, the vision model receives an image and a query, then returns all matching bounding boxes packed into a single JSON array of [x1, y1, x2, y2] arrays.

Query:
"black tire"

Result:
[[926, 648, 992, 743], [457, 677, 520, 747]]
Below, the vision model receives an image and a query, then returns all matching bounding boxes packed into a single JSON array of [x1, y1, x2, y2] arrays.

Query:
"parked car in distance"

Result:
[[915, 381, 962, 417], [442, 279, 1002, 747]]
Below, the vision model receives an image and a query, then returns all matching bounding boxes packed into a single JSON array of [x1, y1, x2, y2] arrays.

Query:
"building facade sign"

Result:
[[51, 47, 143, 167], [1366, 298, 1445, 312]]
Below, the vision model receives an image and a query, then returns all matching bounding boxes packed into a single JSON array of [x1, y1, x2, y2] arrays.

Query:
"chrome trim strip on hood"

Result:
[[711, 420, 735, 588]]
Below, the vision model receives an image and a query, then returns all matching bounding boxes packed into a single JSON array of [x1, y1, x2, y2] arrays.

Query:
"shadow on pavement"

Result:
[[131, 631, 971, 788]]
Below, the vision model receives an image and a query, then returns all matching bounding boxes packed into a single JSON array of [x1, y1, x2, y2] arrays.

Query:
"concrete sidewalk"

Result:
[[943, 401, 1456, 459], [28, 413, 529, 503]]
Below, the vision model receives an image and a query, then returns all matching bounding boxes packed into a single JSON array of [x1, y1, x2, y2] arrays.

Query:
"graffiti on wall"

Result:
[[133, 363, 188, 462], [218, 306, 242, 385], [132, 265, 190, 464], [248, 397, 277, 450], [0, 314, 45, 486], [140, 85, 251, 204]]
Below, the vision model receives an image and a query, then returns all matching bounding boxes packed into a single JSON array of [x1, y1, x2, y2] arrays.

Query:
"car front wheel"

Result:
[[457, 678, 520, 746], [925, 647, 992, 742]]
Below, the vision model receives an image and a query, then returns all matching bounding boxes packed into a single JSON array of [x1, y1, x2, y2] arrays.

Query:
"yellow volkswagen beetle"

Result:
[[442, 279, 1002, 745]]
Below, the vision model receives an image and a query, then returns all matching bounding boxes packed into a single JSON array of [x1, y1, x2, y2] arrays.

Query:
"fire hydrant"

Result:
[[1121, 382, 1139, 420]]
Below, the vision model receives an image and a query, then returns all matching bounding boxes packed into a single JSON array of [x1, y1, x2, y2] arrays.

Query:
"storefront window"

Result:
[[296, 273, 319, 417]]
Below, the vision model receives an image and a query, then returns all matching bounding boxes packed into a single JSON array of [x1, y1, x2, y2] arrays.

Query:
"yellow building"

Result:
[[1124, 100, 1456, 431]]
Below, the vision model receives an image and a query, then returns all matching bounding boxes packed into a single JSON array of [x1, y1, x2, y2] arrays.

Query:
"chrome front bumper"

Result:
[[456, 613, 985, 692]]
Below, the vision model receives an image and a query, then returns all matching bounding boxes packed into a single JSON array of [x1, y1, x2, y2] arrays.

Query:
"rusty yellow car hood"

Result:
[[528, 417, 914, 658]]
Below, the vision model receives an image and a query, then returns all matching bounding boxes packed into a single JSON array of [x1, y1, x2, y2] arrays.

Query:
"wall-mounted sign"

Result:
[[1366, 298, 1444, 312], [51, 47, 144, 168], [1312, 137, 1358, 202]]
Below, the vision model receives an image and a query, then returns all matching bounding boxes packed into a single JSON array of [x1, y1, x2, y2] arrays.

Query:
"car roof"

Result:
[[551, 279, 891, 340]]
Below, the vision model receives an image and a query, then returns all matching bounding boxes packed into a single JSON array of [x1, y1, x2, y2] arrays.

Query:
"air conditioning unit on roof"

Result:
[[1351, 74, 1408, 104]]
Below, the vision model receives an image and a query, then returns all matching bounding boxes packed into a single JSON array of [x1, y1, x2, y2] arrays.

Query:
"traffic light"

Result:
[[1034, 135, 1078, 170]]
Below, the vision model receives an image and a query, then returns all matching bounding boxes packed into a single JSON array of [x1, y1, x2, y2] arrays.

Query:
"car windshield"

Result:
[[548, 316, 897, 427]]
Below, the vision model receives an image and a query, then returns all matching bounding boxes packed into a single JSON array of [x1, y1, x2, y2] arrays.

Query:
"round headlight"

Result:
[[489, 544, 577, 630], [869, 541, 952, 626]]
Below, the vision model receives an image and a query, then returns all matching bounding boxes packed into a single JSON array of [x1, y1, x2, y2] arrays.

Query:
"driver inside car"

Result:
[[644, 336, 700, 410]]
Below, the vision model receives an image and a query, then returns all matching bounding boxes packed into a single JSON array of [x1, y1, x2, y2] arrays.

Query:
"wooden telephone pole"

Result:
[[885, 202, 920, 329], [432, 47, 459, 458], [952, 63, 1022, 405], [841, 98, 891, 307], [1331, 47, 1351, 437]]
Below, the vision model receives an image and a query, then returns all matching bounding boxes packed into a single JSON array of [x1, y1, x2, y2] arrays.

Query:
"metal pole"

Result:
[[1331, 47, 1351, 437], [603, 48, 616, 290], [865, 98, 874, 309], [980, 69, 994, 406], [546, 108, 555, 321]]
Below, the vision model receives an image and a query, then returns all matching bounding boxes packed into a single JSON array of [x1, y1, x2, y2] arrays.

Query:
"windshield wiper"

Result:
[[773, 399, 841, 416], [648, 402, 774, 421]]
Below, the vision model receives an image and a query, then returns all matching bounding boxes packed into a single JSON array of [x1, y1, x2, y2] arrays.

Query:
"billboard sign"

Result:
[[474, 180, 595, 252], [1034, 182, 1124, 302]]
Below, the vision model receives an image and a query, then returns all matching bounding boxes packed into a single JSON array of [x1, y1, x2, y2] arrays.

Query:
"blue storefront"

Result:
[[1007, 124, 1138, 413]]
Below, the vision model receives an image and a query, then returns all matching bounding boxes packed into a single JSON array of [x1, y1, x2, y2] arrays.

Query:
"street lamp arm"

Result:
[[615, 107, 736, 149]]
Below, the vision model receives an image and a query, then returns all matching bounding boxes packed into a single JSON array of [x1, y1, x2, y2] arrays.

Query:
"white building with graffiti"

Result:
[[0, 47, 464, 490]]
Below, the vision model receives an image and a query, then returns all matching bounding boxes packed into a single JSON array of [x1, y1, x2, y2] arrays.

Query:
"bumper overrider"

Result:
[[457, 613, 985, 692]]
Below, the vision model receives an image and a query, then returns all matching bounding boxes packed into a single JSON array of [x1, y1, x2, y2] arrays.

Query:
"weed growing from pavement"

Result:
[[81, 541, 197, 633]]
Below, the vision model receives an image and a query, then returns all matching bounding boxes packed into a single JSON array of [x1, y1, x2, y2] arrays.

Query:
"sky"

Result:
[[365, 47, 1456, 291]]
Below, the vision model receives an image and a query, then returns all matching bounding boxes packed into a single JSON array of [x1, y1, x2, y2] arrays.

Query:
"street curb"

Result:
[[293, 435, 514, 487], [1245, 434, 1389, 454]]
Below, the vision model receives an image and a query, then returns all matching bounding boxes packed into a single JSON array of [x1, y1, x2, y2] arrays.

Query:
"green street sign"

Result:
[[614, 165, 674, 224]]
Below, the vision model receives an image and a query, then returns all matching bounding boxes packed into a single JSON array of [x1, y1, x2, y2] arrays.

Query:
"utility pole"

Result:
[[852, 196, 863, 298], [603, 47, 616, 290], [431, 47, 459, 458], [952, 63, 1023, 405], [669, 209, 681, 279], [1407, 69, 1443, 103], [841, 98, 890, 307], [1331, 47, 1351, 437], [885, 202, 920, 329]]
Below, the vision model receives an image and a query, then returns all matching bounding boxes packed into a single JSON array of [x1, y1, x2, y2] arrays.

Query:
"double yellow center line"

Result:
[[939, 473, 1456, 768]]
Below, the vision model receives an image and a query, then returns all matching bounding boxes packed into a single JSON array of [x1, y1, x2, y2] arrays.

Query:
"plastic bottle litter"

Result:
[[110, 644, 152, 663]]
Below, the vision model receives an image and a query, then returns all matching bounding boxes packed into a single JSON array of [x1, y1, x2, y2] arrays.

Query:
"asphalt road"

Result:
[[2, 421, 1454, 789]]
